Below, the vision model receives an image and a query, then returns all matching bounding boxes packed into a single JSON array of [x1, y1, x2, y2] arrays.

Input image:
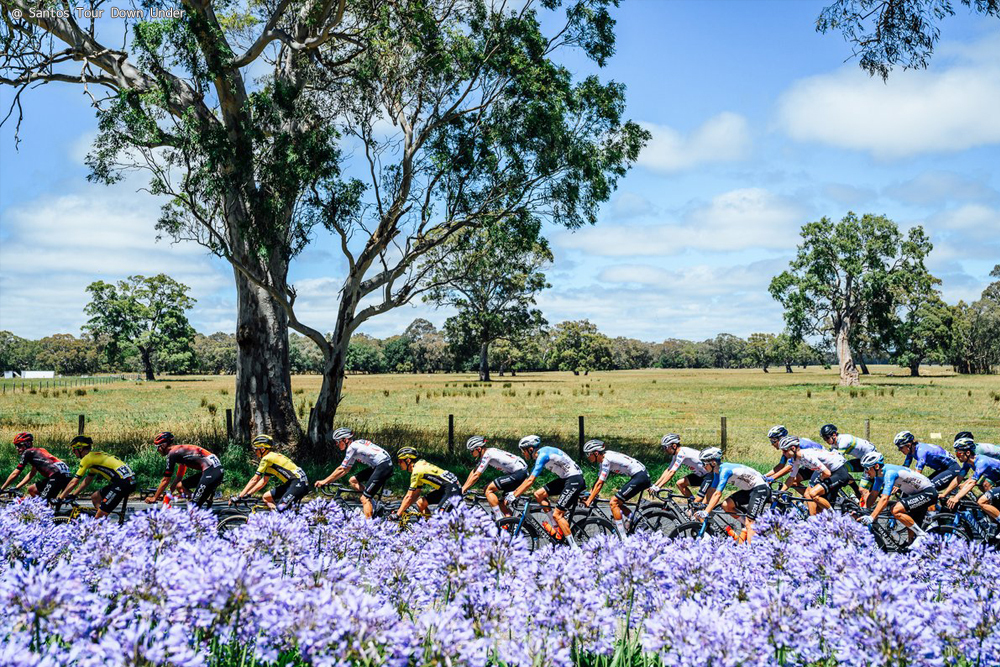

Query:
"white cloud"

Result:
[[884, 171, 998, 206], [776, 40, 1000, 158], [637, 112, 751, 172], [555, 187, 805, 256]]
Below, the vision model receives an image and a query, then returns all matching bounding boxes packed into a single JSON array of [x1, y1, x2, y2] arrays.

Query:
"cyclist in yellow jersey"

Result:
[[232, 435, 309, 511], [57, 436, 137, 519], [395, 448, 462, 517]]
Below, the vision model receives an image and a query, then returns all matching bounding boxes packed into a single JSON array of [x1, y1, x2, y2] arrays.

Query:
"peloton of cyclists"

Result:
[[858, 451, 935, 548], [314, 428, 393, 518], [947, 437, 1000, 524], [460, 436, 529, 520], [581, 439, 650, 538], [764, 425, 823, 486], [820, 424, 872, 504]]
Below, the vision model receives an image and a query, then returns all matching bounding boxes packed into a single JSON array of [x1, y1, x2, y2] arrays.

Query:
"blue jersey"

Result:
[[530, 447, 582, 479], [869, 464, 934, 496], [711, 462, 767, 493], [778, 437, 823, 467], [968, 455, 1000, 487], [903, 442, 956, 473], [960, 443, 1000, 476]]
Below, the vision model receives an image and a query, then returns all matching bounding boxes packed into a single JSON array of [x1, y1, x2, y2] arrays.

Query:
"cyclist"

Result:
[[858, 452, 935, 548], [820, 423, 873, 503], [698, 447, 770, 544], [314, 428, 392, 518], [650, 434, 709, 499], [764, 425, 823, 485], [460, 436, 528, 520], [778, 436, 852, 515], [581, 439, 650, 538], [56, 436, 137, 520], [894, 431, 962, 495], [947, 438, 1000, 523], [510, 436, 586, 548], [954, 431, 1000, 474], [395, 447, 463, 517], [232, 435, 308, 512], [1, 432, 73, 501], [144, 432, 224, 508]]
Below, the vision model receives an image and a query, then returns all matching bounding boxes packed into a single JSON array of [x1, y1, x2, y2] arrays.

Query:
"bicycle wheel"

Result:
[[572, 516, 616, 544], [217, 514, 248, 536], [496, 517, 539, 552], [668, 521, 716, 540], [631, 508, 677, 536], [52, 515, 73, 525], [927, 521, 969, 542]]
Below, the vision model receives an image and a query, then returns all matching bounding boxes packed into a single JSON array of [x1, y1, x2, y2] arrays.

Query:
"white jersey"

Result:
[[791, 449, 846, 478], [598, 451, 646, 482], [831, 433, 877, 459], [531, 447, 583, 479], [667, 447, 709, 476], [474, 448, 527, 475], [339, 439, 391, 468]]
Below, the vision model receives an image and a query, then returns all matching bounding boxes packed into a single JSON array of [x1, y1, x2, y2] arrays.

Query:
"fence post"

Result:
[[864, 418, 871, 441], [78, 414, 85, 435], [721, 416, 728, 449], [578, 415, 585, 457], [226, 409, 233, 441], [448, 414, 455, 455]]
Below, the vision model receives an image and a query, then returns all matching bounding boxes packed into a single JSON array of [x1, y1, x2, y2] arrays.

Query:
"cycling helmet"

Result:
[[820, 424, 838, 439], [583, 439, 606, 454], [69, 435, 93, 451], [466, 435, 487, 452], [777, 435, 799, 452], [332, 427, 354, 441], [954, 431, 974, 442], [251, 434, 274, 451], [153, 431, 174, 447], [954, 437, 976, 453], [397, 447, 419, 461], [767, 425, 788, 440], [860, 452, 884, 469], [12, 432, 33, 448], [699, 447, 723, 463], [660, 433, 681, 448], [893, 431, 915, 449], [518, 435, 541, 450]]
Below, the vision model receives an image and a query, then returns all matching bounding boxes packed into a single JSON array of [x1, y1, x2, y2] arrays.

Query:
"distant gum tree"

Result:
[[769, 212, 933, 386], [84, 274, 196, 381]]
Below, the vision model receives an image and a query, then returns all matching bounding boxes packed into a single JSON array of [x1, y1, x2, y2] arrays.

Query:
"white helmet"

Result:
[[699, 447, 723, 463], [583, 439, 606, 454], [860, 451, 884, 469], [777, 435, 799, 451], [466, 435, 487, 452], [332, 427, 354, 441], [518, 435, 541, 450], [767, 425, 788, 440], [660, 433, 681, 448]]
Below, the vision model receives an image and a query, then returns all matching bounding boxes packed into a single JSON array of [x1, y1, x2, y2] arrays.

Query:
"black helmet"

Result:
[[954, 431, 974, 442], [820, 424, 838, 439]]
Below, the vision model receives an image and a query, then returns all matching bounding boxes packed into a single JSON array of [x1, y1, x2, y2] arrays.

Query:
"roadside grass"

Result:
[[1, 365, 997, 495]]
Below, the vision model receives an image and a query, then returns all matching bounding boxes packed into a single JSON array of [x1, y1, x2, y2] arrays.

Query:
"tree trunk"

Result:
[[836, 319, 861, 386], [233, 272, 302, 446], [140, 347, 155, 381], [762, 363, 769, 373], [858, 353, 870, 375], [479, 342, 491, 382], [909, 359, 921, 377], [785, 362, 793, 373]]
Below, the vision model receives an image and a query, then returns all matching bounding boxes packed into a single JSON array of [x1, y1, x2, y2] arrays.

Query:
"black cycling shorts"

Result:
[[616, 470, 651, 502], [684, 472, 707, 489], [846, 458, 864, 474], [729, 484, 772, 520], [898, 487, 937, 524], [983, 488, 999, 507], [928, 461, 962, 491], [180, 466, 223, 508], [544, 474, 586, 511], [355, 460, 393, 499], [425, 482, 462, 509], [37, 473, 71, 500], [492, 468, 528, 493], [100, 478, 137, 513], [818, 466, 853, 498], [274, 475, 309, 511]]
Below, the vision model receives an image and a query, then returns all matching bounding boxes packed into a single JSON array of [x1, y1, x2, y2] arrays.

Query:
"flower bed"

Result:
[[1, 500, 996, 666]]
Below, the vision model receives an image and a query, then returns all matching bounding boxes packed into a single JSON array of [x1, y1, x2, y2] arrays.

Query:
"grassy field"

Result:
[[1, 365, 997, 494]]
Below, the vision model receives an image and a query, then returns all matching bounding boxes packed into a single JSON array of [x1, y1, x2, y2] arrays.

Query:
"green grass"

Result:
[[1, 366, 997, 495]]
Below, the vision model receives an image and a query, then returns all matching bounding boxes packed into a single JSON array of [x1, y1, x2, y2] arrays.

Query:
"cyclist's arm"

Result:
[[317, 465, 349, 487], [396, 488, 421, 517], [865, 493, 890, 521], [702, 488, 722, 516], [147, 476, 172, 503], [461, 469, 482, 494], [511, 475, 537, 498], [1, 468, 23, 491], [584, 478, 604, 507], [653, 468, 676, 489], [770, 463, 793, 481], [235, 474, 265, 500], [947, 477, 977, 508], [10, 469, 34, 491], [939, 474, 961, 497], [58, 474, 89, 500]]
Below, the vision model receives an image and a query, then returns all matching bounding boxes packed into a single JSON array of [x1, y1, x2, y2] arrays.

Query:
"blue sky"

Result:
[[2, 2, 998, 341]]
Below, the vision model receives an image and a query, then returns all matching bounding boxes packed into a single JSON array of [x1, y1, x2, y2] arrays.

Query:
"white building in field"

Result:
[[4, 370, 56, 379]]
